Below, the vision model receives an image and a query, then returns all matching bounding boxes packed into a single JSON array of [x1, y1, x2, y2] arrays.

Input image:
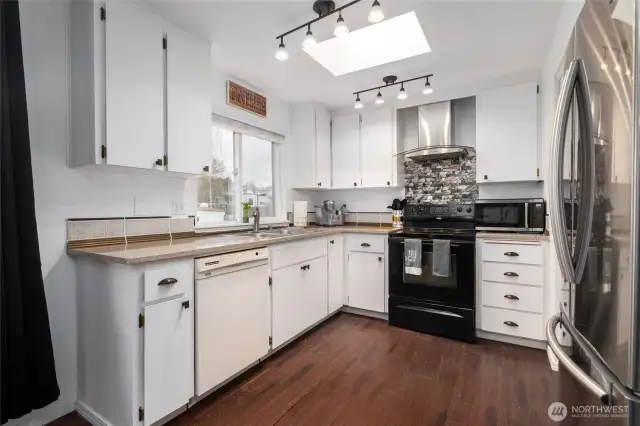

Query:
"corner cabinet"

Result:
[[331, 109, 395, 188], [344, 234, 387, 313], [476, 81, 539, 183], [289, 105, 332, 188], [70, 1, 211, 173], [76, 258, 194, 426]]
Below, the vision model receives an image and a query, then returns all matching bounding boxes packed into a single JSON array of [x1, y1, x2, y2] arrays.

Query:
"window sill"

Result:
[[194, 218, 289, 234]]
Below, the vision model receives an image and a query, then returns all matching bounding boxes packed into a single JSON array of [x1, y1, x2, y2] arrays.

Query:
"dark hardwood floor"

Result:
[[50, 313, 561, 426]]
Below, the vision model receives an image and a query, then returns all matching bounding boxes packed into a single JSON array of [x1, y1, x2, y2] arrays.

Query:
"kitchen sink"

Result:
[[240, 228, 309, 238]]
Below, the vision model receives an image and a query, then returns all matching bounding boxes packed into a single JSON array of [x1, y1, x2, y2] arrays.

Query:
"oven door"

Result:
[[388, 237, 475, 308], [475, 201, 527, 232]]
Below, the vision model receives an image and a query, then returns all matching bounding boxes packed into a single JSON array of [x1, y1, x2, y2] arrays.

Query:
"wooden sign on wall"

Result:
[[227, 81, 267, 118]]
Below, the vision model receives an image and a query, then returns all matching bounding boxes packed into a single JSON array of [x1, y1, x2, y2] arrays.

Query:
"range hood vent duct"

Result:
[[398, 100, 474, 161]]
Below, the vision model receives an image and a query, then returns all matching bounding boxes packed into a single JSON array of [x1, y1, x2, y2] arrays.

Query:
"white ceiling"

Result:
[[149, 0, 566, 110]]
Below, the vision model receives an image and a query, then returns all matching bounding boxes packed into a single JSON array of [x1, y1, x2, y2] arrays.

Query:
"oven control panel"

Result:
[[405, 203, 474, 220]]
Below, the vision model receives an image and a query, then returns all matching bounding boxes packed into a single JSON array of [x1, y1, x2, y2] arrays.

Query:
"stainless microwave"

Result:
[[474, 198, 546, 234]]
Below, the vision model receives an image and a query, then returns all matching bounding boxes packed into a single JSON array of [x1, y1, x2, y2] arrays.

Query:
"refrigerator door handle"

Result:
[[572, 60, 596, 284], [546, 314, 611, 404], [549, 61, 579, 285]]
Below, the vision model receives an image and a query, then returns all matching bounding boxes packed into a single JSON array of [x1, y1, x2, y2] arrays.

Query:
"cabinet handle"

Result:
[[504, 252, 519, 257], [330, 240, 335, 244], [318, 182, 322, 187], [504, 294, 520, 300], [353, 182, 357, 187], [503, 321, 519, 327], [203, 165, 210, 172], [484, 174, 488, 180], [503, 272, 519, 277], [387, 181, 390, 186], [155, 158, 163, 166], [300, 265, 310, 271], [158, 278, 178, 286], [361, 243, 371, 247], [182, 300, 190, 309], [378, 257, 382, 262]]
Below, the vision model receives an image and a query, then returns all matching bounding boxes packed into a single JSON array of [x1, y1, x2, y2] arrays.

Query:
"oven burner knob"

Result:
[[466, 207, 472, 213], [457, 207, 463, 212]]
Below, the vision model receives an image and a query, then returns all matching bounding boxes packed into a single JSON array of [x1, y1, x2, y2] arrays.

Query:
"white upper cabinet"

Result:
[[289, 104, 332, 188], [360, 109, 394, 187], [105, 2, 165, 170], [476, 81, 539, 183], [331, 113, 361, 188], [166, 24, 212, 174], [70, 1, 211, 174]]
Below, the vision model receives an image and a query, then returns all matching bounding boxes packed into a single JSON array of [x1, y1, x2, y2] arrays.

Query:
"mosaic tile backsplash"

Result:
[[404, 156, 478, 204]]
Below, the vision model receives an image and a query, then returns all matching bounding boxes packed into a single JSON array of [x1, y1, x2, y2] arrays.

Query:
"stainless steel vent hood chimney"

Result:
[[398, 100, 474, 161]]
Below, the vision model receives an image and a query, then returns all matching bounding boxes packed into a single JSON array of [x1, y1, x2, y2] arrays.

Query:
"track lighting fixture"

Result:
[[368, 0, 384, 23], [353, 74, 433, 109], [397, 83, 407, 100], [303, 25, 316, 49], [375, 90, 384, 104], [422, 77, 433, 95], [275, 37, 288, 61], [354, 94, 363, 109], [334, 12, 349, 37]]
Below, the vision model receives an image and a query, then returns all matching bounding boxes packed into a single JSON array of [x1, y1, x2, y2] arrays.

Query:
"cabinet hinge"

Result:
[[163, 155, 168, 166], [138, 313, 144, 328], [268, 276, 272, 286], [269, 336, 273, 346], [101, 144, 106, 159], [138, 407, 144, 422], [536, 84, 539, 94], [537, 168, 540, 178], [100, 6, 106, 21], [162, 37, 167, 50]]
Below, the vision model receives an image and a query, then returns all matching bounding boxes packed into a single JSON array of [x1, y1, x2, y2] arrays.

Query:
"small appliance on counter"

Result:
[[315, 200, 346, 226], [474, 198, 545, 234], [387, 198, 406, 228]]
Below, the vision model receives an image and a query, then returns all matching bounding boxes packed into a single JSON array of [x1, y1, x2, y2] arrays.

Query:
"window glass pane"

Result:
[[197, 126, 235, 223], [241, 135, 274, 217]]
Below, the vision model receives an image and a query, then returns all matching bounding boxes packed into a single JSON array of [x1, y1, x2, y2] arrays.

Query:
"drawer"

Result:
[[481, 307, 544, 340], [482, 241, 543, 265], [481, 262, 543, 287], [482, 281, 543, 313], [270, 237, 327, 271], [144, 260, 193, 303], [345, 234, 385, 253]]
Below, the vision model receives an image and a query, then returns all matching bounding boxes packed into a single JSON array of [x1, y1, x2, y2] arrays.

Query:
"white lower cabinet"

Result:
[[144, 297, 194, 425], [344, 234, 386, 313], [328, 235, 344, 313]]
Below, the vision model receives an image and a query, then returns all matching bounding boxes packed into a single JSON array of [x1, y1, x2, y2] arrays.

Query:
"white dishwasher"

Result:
[[194, 248, 270, 396]]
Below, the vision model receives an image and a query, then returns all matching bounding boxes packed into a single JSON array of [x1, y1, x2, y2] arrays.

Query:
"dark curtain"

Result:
[[0, 1, 60, 423]]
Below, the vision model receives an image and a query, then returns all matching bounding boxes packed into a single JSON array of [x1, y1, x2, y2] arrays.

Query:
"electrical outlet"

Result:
[[171, 199, 185, 215]]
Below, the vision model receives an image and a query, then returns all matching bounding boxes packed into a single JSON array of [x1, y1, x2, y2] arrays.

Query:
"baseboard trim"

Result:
[[76, 401, 111, 426], [341, 306, 388, 321], [477, 330, 546, 350]]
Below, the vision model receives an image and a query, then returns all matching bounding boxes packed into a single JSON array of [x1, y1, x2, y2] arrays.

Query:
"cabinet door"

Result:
[[144, 297, 193, 426], [289, 105, 316, 188], [332, 114, 361, 188], [315, 108, 332, 188], [347, 252, 385, 312], [105, 2, 164, 169], [360, 109, 393, 187], [195, 264, 270, 396], [476, 82, 538, 182], [328, 236, 344, 313], [166, 24, 212, 174], [303, 256, 328, 327], [271, 264, 306, 348]]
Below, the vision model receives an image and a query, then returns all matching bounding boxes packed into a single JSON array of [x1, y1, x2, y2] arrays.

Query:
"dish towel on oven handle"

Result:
[[432, 239, 451, 277], [404, 239, 422, 275]]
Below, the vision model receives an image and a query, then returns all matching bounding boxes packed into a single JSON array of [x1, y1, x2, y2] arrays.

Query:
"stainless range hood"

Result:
[[398, 100, 475, 161]]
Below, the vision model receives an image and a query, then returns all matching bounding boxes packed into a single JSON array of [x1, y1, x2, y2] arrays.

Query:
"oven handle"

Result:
[[391, 240, 473, 246], [396, 304, 463, 319]]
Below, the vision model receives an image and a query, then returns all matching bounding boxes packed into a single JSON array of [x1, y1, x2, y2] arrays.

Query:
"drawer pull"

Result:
[[503, 321, 519, 327], [301, 265, 310, 271], [504, 272, 519, 277], [504, 252, 520, 257], [378, 257, 382, 262], [181, 300, 190, 309], [361, 243, 371, 247], [504, 294, 520, 301], [330, 240, 335, 244], [158, 278, 178, 286]]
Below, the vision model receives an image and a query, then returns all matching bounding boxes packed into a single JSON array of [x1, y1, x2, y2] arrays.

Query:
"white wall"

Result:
[[291, 187, 404, 213], [13, 2, 188, 424]]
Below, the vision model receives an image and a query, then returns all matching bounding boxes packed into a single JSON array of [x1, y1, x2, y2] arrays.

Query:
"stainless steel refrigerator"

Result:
[[546, 0, 639, 424]]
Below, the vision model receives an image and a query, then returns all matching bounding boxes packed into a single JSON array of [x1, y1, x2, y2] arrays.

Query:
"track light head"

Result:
[[422, 77, 433, 95], [354, 94, 363, 109], [334, 12, 349, 37], [397, 84, 407, 100], [303, 25, 316, 49], [375, 90, 384, 104], [368, 0, 384, 23], [275, 38, 289, 61]]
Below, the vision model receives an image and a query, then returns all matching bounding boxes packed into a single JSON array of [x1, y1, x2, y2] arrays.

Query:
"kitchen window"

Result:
[[197, 118, 283, 229]]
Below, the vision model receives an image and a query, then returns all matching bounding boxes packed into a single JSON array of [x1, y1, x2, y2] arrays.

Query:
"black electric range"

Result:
[[388, 203, 476, 343]]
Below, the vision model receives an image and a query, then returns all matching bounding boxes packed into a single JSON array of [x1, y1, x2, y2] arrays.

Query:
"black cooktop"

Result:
[[390, 203, 476, 239]]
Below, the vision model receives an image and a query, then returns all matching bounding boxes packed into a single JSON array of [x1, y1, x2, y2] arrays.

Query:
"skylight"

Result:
[[303, 12, 430, 76]]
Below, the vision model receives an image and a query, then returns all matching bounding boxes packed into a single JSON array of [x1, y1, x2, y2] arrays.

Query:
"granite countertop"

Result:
[[475, 232, 549, 242], [68, 225, 392, 265]]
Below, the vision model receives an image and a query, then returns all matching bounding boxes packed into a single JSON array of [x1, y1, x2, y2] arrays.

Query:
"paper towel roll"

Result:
[[293, 201, 308, 227]]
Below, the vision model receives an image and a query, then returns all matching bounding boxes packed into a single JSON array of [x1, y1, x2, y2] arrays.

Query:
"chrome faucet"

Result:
[[250, 207, 260, 232]]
